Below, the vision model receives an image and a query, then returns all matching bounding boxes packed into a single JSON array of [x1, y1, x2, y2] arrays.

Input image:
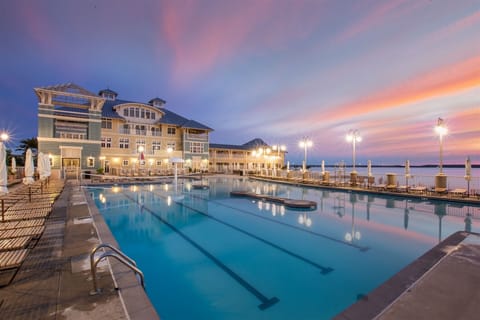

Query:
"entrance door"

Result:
[[104, 160, 110, 173], [62, 158, 80, 179]]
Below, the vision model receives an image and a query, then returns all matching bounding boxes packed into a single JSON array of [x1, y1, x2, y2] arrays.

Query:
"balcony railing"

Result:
[[185, 133, 208, 141]]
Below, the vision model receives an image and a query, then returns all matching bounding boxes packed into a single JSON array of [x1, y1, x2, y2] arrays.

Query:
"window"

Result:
[[151, 113, 156, 120], [190, 142, 203, 153], [167, 127, 176, 135], [119, 138, 129, 149], [122, 160, 129, 166], [141, 109, 145, 118], [146, 110, 150, 119], [123, 109, 128, 117], [151, 127, 161, 136], [156, 160, 162, 166], [152, 141, 161, 153], [101, 119, 112, 129], [129, 108, 134, 117], [135, 108, 139, 117], [101, 137, 112, 148], [167, 142, 176, 150], [87, 157, 95, 168]]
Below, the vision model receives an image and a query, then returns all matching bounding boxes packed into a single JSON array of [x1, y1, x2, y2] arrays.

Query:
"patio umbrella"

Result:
[[44, 154, 51, 178], [11, 156, 16, 174], [465, 156, 471, 178], [38, 152, 46, 180], [0, 142, 8, 195], [22, 148, 35, 185], [465, 156, 471, 194]]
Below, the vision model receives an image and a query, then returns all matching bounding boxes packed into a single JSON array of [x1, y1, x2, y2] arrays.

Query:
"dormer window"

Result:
[[148, 97, 166, 108], [98, 89, 118, 101]]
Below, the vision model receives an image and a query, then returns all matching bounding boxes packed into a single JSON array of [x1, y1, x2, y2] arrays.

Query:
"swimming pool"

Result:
[[89, 177, 479, 319]]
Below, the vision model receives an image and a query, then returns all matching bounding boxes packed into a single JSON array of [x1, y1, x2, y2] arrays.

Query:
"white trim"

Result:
[[38, 137, 101, 144], [39, 114, 101, 123], [59, 145, 83, 150]]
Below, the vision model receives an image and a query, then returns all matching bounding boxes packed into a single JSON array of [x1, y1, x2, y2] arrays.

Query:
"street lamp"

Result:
[[299, 137, 312, 172], [434, 118, 447, 174], [0, 132, 9, 142], [346, 130, 361, 173]]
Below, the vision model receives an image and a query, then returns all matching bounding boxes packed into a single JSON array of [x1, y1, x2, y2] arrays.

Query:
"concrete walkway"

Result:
[[335, 231, 480, 320], [0, 181, 158, 319]]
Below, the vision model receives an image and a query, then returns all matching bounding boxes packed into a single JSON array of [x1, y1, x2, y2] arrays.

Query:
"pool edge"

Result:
[[86, 188, 161, 320]]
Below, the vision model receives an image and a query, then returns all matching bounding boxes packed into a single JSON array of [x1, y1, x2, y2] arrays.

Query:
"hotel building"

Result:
[[209, 139, 286, 174], [35, 83, 286, 179], [36, 83, 212, 178]]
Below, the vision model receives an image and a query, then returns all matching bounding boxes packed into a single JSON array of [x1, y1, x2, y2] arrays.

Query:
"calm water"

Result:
[[89, 177, 479, 319]]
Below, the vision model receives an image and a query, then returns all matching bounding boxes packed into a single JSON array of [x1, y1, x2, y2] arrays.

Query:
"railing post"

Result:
[[1, 199, 4, 222]]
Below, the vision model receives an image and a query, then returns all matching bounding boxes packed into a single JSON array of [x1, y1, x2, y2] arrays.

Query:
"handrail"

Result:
[[90, 243, 144, 295]]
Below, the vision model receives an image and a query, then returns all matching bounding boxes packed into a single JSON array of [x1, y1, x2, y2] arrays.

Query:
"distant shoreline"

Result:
[[291, 164, 480, 169]]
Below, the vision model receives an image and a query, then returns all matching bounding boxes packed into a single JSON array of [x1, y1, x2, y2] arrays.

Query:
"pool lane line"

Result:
[[122, 192, 279, 310], [188, 193, 370, 252], [147, 190, 334, 275]]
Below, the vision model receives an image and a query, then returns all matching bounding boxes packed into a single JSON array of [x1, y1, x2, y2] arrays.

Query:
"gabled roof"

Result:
[[182, 119, 213, 131], [36, 83, 98, 97], [210, 138, 270, 150], [242, 138, 270, 148], [209, 143, 250, 150]]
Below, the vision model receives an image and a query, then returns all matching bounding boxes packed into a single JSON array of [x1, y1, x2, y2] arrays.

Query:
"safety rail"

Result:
[[90, 243, 145, 295]]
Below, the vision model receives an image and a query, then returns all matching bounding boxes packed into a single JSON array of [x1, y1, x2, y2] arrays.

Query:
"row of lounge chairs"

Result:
[[255, 173, 478, 199], [0, 180, 64, 286]]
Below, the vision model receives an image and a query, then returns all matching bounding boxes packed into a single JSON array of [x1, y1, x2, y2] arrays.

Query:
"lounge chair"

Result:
[[0, 249, 29, 270], [449, 189, 466, 197]]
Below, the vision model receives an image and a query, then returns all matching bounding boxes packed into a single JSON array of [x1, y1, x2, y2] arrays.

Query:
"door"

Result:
[[62, 158, 80, 179]]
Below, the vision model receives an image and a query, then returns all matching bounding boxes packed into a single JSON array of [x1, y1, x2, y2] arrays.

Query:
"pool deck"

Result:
[[1, 176, 479, 319], [0, 180, 158, 319]]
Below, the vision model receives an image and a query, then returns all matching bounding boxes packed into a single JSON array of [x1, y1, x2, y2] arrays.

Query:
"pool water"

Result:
[[89, 177, 478, 320]]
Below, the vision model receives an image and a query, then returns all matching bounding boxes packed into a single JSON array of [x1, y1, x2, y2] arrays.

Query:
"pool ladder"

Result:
[[90, 243, 145, 295]]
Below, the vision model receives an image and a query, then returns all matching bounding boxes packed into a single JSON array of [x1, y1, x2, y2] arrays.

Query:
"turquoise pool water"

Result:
[[89, 177, 479, 319]]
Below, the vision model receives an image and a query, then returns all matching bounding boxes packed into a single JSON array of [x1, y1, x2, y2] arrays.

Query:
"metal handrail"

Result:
[[90, 243, 144, 295]]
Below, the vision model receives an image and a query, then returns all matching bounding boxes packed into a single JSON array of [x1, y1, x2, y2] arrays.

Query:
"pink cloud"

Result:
[[157, 1, 327, 86]]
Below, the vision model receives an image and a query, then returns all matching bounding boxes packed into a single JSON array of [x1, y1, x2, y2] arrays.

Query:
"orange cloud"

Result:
[[303, 55, 480, 126]]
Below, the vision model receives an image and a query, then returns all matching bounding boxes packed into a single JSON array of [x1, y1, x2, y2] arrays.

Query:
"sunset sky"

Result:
[[0, 0, 479, 165]]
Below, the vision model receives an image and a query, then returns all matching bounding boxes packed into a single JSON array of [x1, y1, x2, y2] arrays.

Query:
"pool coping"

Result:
[[85, 187, 160, 320]]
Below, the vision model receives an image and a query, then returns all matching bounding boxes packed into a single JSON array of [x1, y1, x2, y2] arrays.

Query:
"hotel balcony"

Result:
[[185, 132, 208, 141]]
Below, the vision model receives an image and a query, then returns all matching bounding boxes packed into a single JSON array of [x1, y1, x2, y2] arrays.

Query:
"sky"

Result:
[[0, 0, 479, 166]]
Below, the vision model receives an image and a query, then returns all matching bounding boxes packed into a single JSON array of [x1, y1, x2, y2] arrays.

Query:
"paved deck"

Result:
[[0, 181, 158, 319]]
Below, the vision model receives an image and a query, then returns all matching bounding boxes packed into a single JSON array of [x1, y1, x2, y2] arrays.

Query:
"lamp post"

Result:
[[272, 144, 286, 176], [434, 118, 447, 174], [434, 118, 448, 191], [346, 130, 361, 173], [299, 137, 312, 172]]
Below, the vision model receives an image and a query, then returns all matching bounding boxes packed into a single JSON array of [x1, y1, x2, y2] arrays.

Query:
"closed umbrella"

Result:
[[405, 160, 410, 177], [465, 156, 471, 195], [367, 160, 372, 177], [11, 157, 16, 174], [321, 160, 325, 174], [44, 154, 51, 178], [38, 152, 46, 180], [22, 148, 35, 185], [0, 142, 8, 195]]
